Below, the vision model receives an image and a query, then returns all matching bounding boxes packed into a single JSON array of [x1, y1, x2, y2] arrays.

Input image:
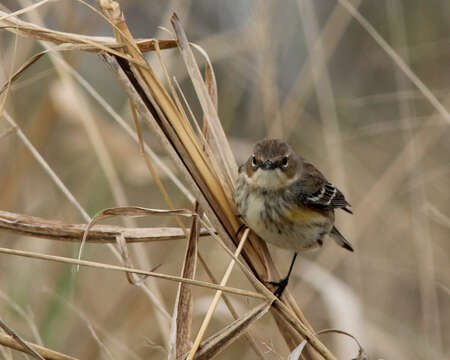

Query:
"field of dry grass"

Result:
[[0, 1, 449, 359]]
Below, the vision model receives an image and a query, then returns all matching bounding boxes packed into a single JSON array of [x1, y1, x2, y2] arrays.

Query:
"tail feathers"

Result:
[[342, 207, 353, 214], [331, 226, 354, 252]]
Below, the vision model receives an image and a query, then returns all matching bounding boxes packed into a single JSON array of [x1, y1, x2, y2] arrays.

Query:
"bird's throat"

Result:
[[249, 169, 297, 189]]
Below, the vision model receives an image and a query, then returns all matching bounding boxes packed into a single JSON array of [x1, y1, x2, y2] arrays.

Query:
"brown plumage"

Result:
[[234, 138, 354, 296]]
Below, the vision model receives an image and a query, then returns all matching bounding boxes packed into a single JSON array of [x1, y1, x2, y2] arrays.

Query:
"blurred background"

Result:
[[0, 0, 449, 359]]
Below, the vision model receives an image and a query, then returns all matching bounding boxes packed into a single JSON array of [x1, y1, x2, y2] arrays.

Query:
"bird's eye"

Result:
[[281, 156, 289, 168], [251, 156, 257, 168]]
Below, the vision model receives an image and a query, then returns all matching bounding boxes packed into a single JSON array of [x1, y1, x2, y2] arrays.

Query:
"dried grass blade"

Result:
[[192, 43, 218, 110], [169, 203, 202, 359], [0, 10, 147, 68], [0, 39, 176, 96], [263, 246, 315, 333], [0, 319, 44, 360], [197, 254, 268, 360], [0, 246, 266, 299], [199, 45, 218, 150], [288, 340, 308, 360], [0, 9, 176, 53], [0, 0, 52, 22], [180, 302, 272, 360], [171, 14, 237, 189], [152, 40, 191, 127], [174, 42, 222, 188], [271, 301, 338, 360], [187, 228, 250, 360], [3, 113, 90, 221], [0, 333, 78, 360], [171, 77, 231, 204], [0, 209, 210, 243], [314, 329, 368, 360], [77, 206, 194, 265], [0, 51, 45, 95], [170, 77, 233, 213], [0, 125, 16, 139], [0, 9, 101, 44], [270, 309, 304, 350], [129, 99, 188, 217]]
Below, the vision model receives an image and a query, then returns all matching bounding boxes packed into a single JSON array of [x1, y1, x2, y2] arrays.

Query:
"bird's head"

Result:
[[242, 139, 301, 189]]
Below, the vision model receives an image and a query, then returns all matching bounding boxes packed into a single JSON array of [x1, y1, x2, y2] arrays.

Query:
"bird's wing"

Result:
[[295, 161, 352, 213]]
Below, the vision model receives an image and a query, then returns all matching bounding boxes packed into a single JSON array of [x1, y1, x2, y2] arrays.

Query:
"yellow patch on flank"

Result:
[[284, 206, 325, 223]]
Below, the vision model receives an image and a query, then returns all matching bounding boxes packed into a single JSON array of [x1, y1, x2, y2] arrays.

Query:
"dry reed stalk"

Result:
[[0, 210, 210, 243], [196, 252, 267, 360], [186, 228, 250, 359], [0, 246, 265, 300], [3, 113, 90, 219], [169, 203, 201, 359], [0, 319, 45, 360], [0, 333, 78, 360], [179, 302, 273, 360]]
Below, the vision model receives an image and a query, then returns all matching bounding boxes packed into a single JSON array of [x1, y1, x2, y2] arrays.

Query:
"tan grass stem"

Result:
[[186, 228, 251, 360], [0, 333, 78, 360], [0, 246, 266, 300]]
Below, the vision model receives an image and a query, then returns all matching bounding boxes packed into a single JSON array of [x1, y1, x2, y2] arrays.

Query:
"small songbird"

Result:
[[234, 139, 353, 296]]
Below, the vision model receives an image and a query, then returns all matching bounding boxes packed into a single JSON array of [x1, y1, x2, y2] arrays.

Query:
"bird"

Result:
[[234, 138, 353, 297]]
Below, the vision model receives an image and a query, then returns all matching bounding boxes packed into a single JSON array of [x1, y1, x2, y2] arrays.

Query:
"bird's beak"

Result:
[[262, 160, 275, 170]]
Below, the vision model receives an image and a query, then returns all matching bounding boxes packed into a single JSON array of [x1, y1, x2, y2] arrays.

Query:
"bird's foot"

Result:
[[235, 224, 247, 239], [268, 276, 289, 298]]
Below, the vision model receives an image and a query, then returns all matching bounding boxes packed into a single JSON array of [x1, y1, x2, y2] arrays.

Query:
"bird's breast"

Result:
[[235, 178, 331, 251]]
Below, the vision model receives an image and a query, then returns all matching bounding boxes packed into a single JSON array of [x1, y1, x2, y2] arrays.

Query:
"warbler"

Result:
[[234, 138, 353, 296]]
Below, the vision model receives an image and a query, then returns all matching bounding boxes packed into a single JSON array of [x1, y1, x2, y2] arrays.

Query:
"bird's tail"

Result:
[[330, 226, 354, 252]]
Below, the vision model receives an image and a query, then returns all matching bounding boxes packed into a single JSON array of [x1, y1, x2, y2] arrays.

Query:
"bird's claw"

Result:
[[235, 224, 247, 239], [267, 277, 289, 298]]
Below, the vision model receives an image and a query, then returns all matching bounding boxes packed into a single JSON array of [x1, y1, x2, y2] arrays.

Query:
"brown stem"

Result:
[[0, 210, 210, 243]]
